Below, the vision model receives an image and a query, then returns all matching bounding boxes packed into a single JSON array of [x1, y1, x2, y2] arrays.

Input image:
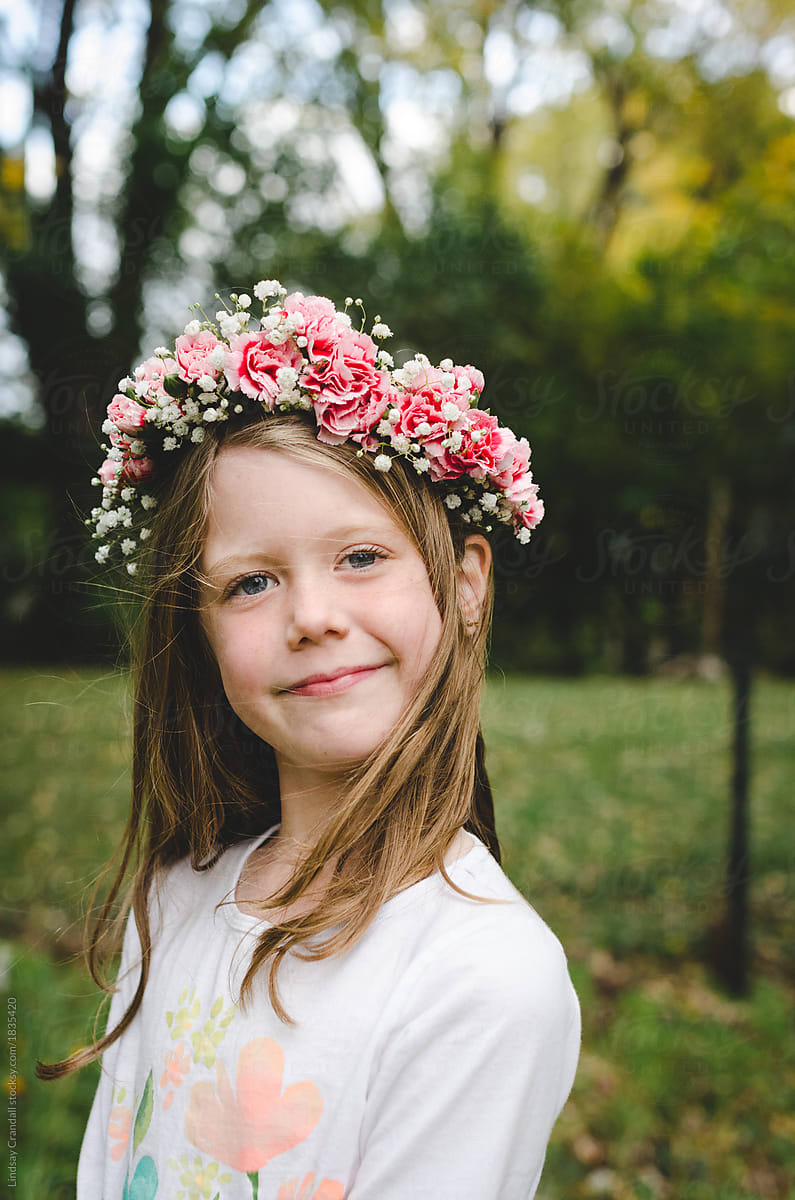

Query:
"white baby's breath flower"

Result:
[[101, 418, 118, 436], [237, 294, 251, 309], [440, 358, 453, 371], [198, 374, 217, 391], [387, 408, 400, 424], [391, 433, 410, 453], [121, 538, 136, 556], [163, 436, 178, 451], [517, 527, 531, 544], [203, 408, 219, 422], [413, 457, 430, 473], [444, 494, 462, 510], [376, 420, 392, 436], [172, 420, 189, 437], [297, 336, 308, 348], [468, 505, 481, 521], [184, 319, 201, 336], [219, 398, 228, 409], [276, 366, 299, 388], [345, 296, 353, 306], [470, 429, 483, 443], [153, 347, 170, 358], [191, 427, 205, 443], [440, 371, 455, 390], [208, 345, 227, 370], [120, 487, 134, 501], [233, 404, 243, 414], [140, 494, 158, 509], [449, 430, 464, 451], [95, 544, 110, 563], [336, 312, 352, 329], [441, 401, 460, 422], [199, 391, 218, 404], [127, 562, 138, 575], [254, 280, 282, 300], [373, 454, 392, 472], [91, 476, 100, 487], [118, 376, 133, 391], [479, 492, 498, 511], [139, 527, 151, 540], [219, 314, 240, 339], [377, 350, 394, 368], [371, 322, 392, 339], [416, 421, 432, 436]]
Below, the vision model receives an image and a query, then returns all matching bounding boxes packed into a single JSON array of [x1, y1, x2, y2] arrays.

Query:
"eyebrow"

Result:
[[202, 523, 398, 577]]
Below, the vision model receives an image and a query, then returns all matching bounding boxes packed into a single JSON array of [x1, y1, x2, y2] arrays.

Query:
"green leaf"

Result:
[[163, 373, 188, 399], [210, 996, 223, 1020], [132, 1070, 154, 1156]]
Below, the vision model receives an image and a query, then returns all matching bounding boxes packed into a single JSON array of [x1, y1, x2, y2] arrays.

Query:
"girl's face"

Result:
[[198, 446, 444, 777]]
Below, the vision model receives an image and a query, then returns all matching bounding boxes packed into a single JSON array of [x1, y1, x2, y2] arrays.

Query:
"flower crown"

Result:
[[87, 280, 544, 574]]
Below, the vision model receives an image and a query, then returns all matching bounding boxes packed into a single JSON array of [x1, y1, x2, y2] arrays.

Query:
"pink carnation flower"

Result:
[[390, 387, 466, 450], [122, 455, 155, 483], [425, 410, 513, 483], [451, 364, 485, 396], [98, 458, 121, 486], [107, 394, 147, 436], [224, 332, 304, 409], [517, 492, 545, 530], [134, 355, 178, 400], [174, 330, 223, 382], [303, 329, 390, 445], [282, 293, 340, 358]]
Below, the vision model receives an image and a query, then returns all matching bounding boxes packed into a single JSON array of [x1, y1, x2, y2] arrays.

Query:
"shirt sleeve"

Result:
[[349, 911, 581, 1200], [76, 903, 144, 1194]]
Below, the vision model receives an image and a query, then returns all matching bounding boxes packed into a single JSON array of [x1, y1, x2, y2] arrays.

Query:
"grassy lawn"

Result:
[[1, 667, 793, 1198]]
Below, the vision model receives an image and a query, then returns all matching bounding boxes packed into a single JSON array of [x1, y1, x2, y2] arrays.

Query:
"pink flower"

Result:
[[160, 1041, 191, 1090], [517, 491, 545, 530], [390, 386, 468, 448], [108, 1105, 132, 1162], [107, 394, 147, 435], [98, 458, 121, 486], [425, 410, 513, 483], [277, 1175, 345, 1200], [122, 455, 155, 483], [282, 293, 340, 358], [451, 363, 484, 396], [224, 332, 304, 409], [174, 330, 223, 382], [134, 356, 178, 400], [185, 1037, 323, 1173], [303, 330, 390, 446]]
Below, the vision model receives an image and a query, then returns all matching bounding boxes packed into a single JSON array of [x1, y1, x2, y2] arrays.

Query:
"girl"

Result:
[[43, 282, 580, 1199]]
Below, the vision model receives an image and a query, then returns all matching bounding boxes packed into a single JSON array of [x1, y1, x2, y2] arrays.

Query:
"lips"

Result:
[[282, 663, 387, 697]]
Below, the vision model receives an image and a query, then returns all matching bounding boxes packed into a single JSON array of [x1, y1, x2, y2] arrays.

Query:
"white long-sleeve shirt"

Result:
[[77, 825, 581, 1199]]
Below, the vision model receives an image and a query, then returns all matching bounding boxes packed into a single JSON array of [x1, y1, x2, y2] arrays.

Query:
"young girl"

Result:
[[44, 281, 580, 1198]]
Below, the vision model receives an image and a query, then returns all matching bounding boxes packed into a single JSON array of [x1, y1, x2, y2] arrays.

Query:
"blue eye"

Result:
[[232, 573, 272, 597]]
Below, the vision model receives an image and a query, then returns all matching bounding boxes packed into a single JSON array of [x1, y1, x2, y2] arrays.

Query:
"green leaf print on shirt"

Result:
[[133, 1070, 154, 1155], [122, 1154, 159, 1200]]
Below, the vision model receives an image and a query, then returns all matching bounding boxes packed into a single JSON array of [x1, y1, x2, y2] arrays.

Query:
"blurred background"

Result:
[[0, 0, 793, 1196]]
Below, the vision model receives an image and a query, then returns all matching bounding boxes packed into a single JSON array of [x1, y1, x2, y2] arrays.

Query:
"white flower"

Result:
[[416, 421, 432, 436], [163, 436, 178, 451], [140, 494, 158, 509], [139, 527, 151, 540], [254, 279, 282, 300], [237, 294, 251, 309], [371, 322, 392, 339], [391, 433, 410, 453], [153, 347, 170, 358], [387, 408, 400, 424], [413, 457, 430, 473], [276, 366, 298, 388], [95, 544, 110, 563], [470, 429, 482, 443], [336, 312, 352, 329], [297, 336, 308, 348], [410, 442, 420, 452], [444, 494, 462, 509], [377, 350, 394, 368], [441, 401, 460, 422], [191, 427, 205, 443], [208, 345, 227, 369], [120, 487, 134, 502], [376, 419, 392, 436], [479, 492, 498, 511], [219, 398, 228, 409], [517, 527, 531, 544], [198, 374, 217, 391], [233, 404, 243, 414], [102, 418, 118, 436], [121, 538, 136, 556], [128, 439, 145, 455], [134, 380, 150, 398], [440, 358, 453, 371], [345, 296, 353, 306], [468, 505, 481, 521], [184, 319, 201, 336], [373, 454, 392, 472], [440, 371, 455, 389], [219, 314, 240, 339], [91, 476, 100, 487], [203, 408, 218, 421], [127, 562, 138, 575], [118, 376, 133, 391], [172, 420, 189, 437], [199, 391, 218, 403]]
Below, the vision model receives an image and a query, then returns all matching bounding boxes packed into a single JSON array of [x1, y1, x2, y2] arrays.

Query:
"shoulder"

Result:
[[389, 836, 580, 1032]]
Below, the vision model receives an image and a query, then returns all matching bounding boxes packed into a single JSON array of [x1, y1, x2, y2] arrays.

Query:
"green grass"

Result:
[[1, 667, 793, 1199]]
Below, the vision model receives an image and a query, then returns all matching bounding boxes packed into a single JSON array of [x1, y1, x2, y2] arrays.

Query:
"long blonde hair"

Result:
[[39, 409, 507, 1079]]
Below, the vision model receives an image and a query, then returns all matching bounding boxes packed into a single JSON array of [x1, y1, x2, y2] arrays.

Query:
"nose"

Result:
[[285, 569, 350, 649]]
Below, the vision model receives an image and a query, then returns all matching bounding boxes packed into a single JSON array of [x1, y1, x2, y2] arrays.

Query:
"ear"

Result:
[[457, 534, 492, 630]]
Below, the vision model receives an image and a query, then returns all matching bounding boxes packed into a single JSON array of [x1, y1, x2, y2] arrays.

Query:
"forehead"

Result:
[[200, 445, 406, 565]]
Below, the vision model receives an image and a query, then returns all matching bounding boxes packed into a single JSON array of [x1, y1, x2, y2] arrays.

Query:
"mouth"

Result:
[[282, 664, 388, 698]]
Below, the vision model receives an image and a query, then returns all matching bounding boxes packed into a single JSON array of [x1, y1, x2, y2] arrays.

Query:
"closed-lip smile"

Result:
[[281, 664, 387, 697]]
